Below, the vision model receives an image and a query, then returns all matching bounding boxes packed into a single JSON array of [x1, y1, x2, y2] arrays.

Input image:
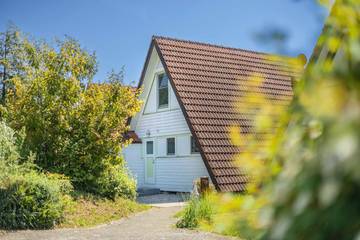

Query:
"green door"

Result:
[[145, 140, 155, 184]]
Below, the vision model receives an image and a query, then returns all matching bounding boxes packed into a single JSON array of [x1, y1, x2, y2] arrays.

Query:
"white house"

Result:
[[123, 36, 299, 192]]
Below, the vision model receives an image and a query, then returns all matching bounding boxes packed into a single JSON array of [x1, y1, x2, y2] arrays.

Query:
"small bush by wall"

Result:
[[92, 165, 137, 200], [0, 172, 71, 229]]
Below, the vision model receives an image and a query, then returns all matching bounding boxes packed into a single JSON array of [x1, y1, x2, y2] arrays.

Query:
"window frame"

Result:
[[166, 137, 176, 155], [190, 136, 200, 154], [157, 72, 169, 109], [146, 140, 154, 155]]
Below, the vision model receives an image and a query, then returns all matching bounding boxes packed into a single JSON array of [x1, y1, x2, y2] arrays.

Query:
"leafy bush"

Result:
[[176, 194, 214, 229], [0, 121, 21, 167], [93, 165, 137, 200], [0, 121, 35, 179], [0, 171, 71, 229], [45, 173, 74, 196], [0, 121, 73, 229]]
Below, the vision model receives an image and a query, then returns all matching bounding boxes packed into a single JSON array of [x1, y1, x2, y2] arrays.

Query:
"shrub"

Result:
[[0, 121, 73, 230], [45, 173, 74, 195], [0, 171, 71, 229], [0, 121, 36, 181], [0, 121, 21, 167], [93, 165, 137, 200], [176, 194, 214, 229]]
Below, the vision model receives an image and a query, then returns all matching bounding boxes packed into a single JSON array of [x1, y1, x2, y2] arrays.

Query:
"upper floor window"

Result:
[[158, 73, 169, 109], [191, 136, 200, 153]]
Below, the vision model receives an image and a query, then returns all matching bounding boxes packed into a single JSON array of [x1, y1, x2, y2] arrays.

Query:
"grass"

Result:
[[176, 193, 263, 239], [58, 193, 150, 228], [176, 194, 214, 229]]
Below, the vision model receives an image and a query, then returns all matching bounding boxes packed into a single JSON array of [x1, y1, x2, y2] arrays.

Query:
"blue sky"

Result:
[[1, 0, 328, 85]]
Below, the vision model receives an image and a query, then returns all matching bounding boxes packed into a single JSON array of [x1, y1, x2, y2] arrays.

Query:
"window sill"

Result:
[[157, 106, 169, 112]]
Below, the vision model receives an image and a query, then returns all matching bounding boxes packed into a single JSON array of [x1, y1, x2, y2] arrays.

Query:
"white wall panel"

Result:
[[157, 137, 167, 157], [123, 144, 144, 188], [155, 156, 210, 192], [177, 135, 189, 156], [136, 109, 189, 138]]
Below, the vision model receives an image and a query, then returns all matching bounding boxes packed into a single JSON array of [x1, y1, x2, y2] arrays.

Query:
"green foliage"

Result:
[[0, 121, 20, 166], [1, 28, 141, 199], [176, 194, 214, 229], [45, 173, 74, 196], [264, 1, 360, 239], [93, 165, 137, 200], [0, 121, 72, 229], [0, 171, 71, 229], [0, 121, 35, 178], [0, 24, 24, 103], [215, 1, 360, 240]]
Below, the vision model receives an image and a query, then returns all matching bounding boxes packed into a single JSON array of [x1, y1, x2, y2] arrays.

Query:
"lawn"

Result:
[[58, 193, 150, 228]]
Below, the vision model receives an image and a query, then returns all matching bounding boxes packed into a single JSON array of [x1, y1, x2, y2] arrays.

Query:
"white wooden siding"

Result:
[[177, 135, 190, 156], [143, 75, 157, 114], [155, 156, 209, 192], [157, 137, 167, 156], [136, 109, 189, 138], [123, 144, 144, 187], [169, 84, 180, 109]]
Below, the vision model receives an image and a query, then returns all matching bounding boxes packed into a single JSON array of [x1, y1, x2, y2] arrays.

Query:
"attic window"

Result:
[[158, 73, 169, 108]]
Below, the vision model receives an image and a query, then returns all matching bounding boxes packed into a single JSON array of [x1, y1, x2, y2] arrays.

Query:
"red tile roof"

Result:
[[141, 36, 302, 192]]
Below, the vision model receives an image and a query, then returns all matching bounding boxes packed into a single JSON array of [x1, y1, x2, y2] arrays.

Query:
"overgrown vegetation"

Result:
[[0, 27, 143, 229], [0, 172, 72, 229], [0, 28, 141, 198], [0, 121, 71, 229]]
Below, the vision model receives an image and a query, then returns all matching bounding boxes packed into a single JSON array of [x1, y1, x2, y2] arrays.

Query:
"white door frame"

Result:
[[144, 138, 155, 184]]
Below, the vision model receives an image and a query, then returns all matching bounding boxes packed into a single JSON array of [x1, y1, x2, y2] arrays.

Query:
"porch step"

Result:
[[137, 187, 161, 196]]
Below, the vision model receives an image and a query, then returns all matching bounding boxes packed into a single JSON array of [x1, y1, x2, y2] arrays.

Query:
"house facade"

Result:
[[123, 45, 210, 192], [124, 36, 300, 192]]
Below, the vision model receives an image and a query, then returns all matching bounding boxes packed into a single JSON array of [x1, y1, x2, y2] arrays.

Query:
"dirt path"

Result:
[[1, 207, 233, 240]]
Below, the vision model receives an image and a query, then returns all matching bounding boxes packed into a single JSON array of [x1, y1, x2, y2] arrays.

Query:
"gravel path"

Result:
[[1, 207, 233, 240]]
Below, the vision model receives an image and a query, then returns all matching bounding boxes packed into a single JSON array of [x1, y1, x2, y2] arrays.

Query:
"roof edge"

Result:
[[137, 38, 156, 89], [127, 37, 155, 127], [152, 35, 299, 61]]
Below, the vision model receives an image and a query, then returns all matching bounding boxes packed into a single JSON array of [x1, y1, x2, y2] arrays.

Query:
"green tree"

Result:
[[0, 25, 25, 104], [2, 28, 141, 198]]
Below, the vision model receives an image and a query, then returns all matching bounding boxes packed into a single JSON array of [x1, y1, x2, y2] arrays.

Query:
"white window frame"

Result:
[[156, 71, 170, 111], [166, 137, 176, 156], [190, 136, 200, 154]]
